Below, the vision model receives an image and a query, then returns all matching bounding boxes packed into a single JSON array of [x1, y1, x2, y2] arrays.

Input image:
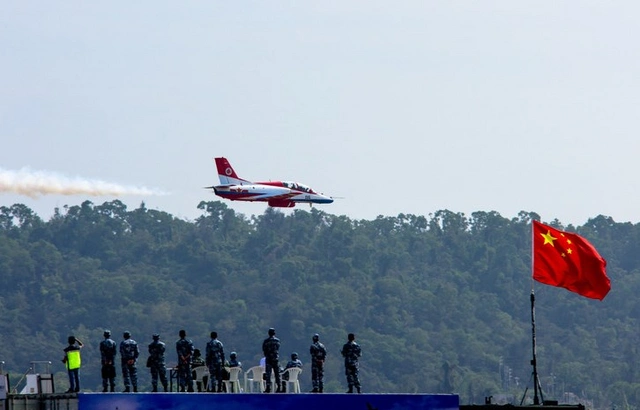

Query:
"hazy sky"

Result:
[[2, 1, 639, 225]]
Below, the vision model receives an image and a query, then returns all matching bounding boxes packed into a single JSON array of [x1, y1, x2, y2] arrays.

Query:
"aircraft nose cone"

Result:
[[321, 195, 334, 204]]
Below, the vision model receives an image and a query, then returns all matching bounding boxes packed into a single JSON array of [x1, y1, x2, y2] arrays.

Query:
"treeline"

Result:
[[1, 200, 640, 408]]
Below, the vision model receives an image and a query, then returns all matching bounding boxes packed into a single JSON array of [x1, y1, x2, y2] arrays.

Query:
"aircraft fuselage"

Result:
[[213, 181, 333, 208]]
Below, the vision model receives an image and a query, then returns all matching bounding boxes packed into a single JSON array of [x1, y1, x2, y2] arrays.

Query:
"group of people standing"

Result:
[[261, 328, 362, 394], [61, 328, 362, 394], [101, 328, 234, 393]]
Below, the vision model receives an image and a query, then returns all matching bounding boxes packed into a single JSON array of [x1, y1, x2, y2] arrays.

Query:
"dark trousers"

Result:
[[101, 364, 116, 391], [67, 368, 79, 392], [312, 363, 324, 390], [121, 361, 138, 389], [150, 365, 168, 391], [265, 359, 281, 390], [177, 363, 192, 391], [208, 363, 224, 391], [345, 363, 360, 389]]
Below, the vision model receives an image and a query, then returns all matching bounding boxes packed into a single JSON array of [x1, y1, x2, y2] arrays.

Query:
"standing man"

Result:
[[309, 333, 327, 393], [62, 335, 84, 393], [99, 329, 117, 392], [176, 329, 194, 392], [205, 331, 225, 392], [341, 333, 362, 393], [120, 331, 139, 393], [148, 333, 169, 392], [262, 328, 282, 393]]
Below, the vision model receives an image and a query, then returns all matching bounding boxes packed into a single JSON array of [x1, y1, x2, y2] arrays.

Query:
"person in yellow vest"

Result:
[[62, 335, 84, 393]]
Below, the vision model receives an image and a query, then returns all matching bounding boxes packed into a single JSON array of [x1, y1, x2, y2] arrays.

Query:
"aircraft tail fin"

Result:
[[215, 157, 251, 185]]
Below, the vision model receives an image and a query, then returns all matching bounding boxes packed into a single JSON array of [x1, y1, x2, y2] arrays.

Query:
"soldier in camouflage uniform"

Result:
[[191, 349, 207, 392], [176, 329, 194, 392], [281, 352, 303, 393], [341, 333, 361, 393], [100, 329, 117, 392], [205, 331, 225, 392], [309, 333, 327, 393], [147, 333, 168, 392], [262, 328, 282, 393], [120, 331, 139, 393]]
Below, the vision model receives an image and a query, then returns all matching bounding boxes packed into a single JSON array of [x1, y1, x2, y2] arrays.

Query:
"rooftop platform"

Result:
[[3, 392, 459, 410]]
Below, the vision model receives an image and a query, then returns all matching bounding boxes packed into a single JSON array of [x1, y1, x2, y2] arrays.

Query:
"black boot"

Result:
[[357, 387, 361, 394], [124, 387, 131, 393], [110, 385, 115, 392], [163, 384, 168, 392], [152, 386, 158, 392], [319, 386, 323, 393], [102, 387, 108, 393], [133, 386, 138, 393], [265, 385, 271, 393], [310, 388, 318, 393], [346, 386, 353, 393]]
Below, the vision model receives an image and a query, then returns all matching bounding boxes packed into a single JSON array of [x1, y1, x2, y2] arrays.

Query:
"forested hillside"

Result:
[[1, 200, 639, 408]]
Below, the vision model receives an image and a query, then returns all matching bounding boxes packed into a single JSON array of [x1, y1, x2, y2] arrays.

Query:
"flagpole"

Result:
[[530, 290, 541, 405], [530, 222, 542, 405]]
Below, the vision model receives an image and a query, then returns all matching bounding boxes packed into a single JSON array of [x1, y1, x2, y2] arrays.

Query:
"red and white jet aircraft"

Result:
[[208, 157, 334, 208]]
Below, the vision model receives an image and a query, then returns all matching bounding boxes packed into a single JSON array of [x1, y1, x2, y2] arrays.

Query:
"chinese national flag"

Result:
[[533, 220, 610, 300]]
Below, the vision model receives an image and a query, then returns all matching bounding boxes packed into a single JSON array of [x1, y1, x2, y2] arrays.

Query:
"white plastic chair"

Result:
[[244, 365, 265, 393], [191, 366, 210, 392], [282, 367, 302, 393], [224, 367, 243, 393]]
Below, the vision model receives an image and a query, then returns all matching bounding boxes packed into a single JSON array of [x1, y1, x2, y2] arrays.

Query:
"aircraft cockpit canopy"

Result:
[[283, 181, 314, 193]]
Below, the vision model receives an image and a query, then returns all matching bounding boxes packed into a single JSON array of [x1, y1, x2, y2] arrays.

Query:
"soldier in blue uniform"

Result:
[[205, 331, 225, 392], [262, 328, 282, 393], [120, 331, 139, 392], [176, 329, 194, 392], [281, 352, 303, 393], [99, 329, 117, 392], [148, 333, 168, 392], [309, 333, 327, 393], [341, 333, 361, 393], [228, 352, 242, 368]]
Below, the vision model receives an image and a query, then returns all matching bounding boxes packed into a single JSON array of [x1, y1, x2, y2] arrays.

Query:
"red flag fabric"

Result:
[[533, 220, 610, 300]]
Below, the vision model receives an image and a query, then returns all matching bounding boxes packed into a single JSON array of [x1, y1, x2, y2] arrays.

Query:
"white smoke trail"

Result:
[[0, 168, 166, 198]]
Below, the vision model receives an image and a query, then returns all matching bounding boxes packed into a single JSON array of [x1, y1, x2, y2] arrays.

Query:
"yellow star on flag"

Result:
[[540, 230, 557, 246]]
